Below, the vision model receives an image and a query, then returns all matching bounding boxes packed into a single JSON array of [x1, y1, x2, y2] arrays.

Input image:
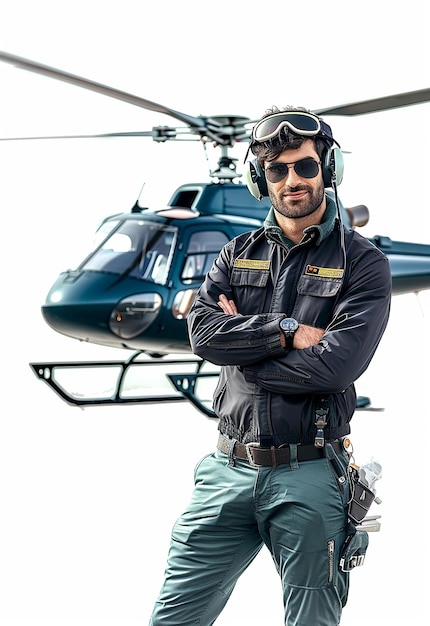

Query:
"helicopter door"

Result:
[[172, 230, 230, 320], [181, 230, 229, 284]]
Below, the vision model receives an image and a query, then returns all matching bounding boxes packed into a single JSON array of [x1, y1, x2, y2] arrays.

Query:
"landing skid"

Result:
[[30, 354, 378, 418], [30, 353, 220, 418]]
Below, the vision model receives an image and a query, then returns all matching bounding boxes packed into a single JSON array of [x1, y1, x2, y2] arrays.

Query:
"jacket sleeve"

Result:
[[243, 246, 392, 394], [187, 240, 287, 366]]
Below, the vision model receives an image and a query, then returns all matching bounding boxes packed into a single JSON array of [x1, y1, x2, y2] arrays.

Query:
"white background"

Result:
[[0, 1, 429, 624]]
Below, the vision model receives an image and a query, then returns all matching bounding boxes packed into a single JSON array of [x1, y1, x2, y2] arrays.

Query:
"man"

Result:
[[149, 107, 392, 625]]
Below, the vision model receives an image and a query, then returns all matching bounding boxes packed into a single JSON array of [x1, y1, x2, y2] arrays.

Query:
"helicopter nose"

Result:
[[109, 293, 162, 339]]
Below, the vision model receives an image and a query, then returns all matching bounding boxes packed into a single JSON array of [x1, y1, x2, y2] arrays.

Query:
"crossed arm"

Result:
[[217, 294, 325, 350]]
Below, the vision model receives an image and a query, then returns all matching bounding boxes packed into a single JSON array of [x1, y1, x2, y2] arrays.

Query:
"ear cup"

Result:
[[322, 146, 344, 188], [244, 159, 268, 200]]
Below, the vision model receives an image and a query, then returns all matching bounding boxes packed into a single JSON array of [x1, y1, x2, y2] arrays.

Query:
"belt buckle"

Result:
[[245, 442, 261, 467]]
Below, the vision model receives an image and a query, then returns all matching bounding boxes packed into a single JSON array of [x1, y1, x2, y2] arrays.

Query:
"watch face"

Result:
[[280, 318, 299, 333]]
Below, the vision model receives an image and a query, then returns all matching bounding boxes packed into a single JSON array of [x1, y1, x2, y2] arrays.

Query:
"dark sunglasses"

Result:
[[265, 158, 321, 183], [252, 111, 321, 142]]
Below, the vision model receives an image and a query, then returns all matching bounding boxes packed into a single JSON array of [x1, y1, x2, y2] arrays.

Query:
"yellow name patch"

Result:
[[233, 259, 271, 270], [305, 265, 344, 278]]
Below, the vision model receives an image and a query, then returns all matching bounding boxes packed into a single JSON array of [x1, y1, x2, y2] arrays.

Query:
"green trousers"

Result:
[[149, 442, 350, 626]]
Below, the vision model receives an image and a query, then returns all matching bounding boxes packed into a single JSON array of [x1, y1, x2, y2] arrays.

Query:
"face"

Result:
[[265, 139, 325, 221]]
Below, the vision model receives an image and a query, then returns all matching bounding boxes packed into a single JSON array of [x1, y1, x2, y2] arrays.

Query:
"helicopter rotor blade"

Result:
[[0, 130, 156, 142], [0, 51, 247, 146], [314, 88, 430, 116], [0, 126, 200, 143], [0, 50, 206, 131]]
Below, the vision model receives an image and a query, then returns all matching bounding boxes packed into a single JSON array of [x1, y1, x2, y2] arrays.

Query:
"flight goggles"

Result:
[[252, 111, 322, 142], [265, 157, 320, 183]]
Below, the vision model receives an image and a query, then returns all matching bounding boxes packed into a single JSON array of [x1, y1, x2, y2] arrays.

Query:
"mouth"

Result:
[[284, 189, 308, 200]]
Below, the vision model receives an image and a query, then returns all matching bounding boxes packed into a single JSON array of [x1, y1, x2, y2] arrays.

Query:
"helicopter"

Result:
[[1, 51, 430, 417]]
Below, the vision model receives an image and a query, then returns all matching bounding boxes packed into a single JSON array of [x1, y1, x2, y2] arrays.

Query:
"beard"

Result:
[[269, 181, 325, 220]]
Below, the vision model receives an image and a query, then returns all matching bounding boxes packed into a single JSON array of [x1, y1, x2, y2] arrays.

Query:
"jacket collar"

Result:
[[264, 193, 338, 248]]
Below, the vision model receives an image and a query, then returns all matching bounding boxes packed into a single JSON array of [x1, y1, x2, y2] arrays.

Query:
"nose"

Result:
[[283, 164, 301, 186]]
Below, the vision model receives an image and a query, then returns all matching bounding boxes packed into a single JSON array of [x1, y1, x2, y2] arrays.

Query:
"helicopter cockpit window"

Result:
[[181, 231, 229, 283], [92, 219, 122, 248], [81, 220, 177, 285]]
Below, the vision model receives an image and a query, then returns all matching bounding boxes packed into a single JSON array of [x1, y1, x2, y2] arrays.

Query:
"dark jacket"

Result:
[[187, 195, 392, 446]]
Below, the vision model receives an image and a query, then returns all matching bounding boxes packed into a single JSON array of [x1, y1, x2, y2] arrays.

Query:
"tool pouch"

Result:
[[348, 465, 376, 524], [339, 523, 369, 572]]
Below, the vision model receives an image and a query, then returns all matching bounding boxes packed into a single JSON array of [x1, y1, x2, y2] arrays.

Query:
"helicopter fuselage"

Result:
[[42, 183, 270, 354]]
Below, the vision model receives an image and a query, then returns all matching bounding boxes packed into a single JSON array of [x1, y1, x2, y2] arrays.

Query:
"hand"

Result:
[[292, 324, 325, 349], [217, 294, 238, 315]]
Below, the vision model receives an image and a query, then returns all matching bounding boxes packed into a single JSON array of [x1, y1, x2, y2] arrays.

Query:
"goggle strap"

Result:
[[243, 144, 252, 164]]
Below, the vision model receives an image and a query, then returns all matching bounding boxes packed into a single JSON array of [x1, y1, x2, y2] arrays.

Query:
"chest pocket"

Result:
[[230, 268, 270, 288], [297, 274, 342, 297], [295, 274, 342, 328]]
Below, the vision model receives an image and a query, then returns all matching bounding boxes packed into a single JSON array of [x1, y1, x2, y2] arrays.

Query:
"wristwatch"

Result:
[[279, 317, 299, 349]]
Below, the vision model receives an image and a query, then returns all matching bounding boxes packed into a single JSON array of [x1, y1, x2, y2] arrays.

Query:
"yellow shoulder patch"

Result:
[[233, 259, 271, 270], [305, 265, 344, 279]]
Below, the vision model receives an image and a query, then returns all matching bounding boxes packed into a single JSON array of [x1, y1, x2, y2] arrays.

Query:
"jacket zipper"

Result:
[[327, 539, 335, 583]]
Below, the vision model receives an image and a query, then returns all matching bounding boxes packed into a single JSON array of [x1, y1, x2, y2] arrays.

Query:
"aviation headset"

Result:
[[244, 112, 344, 201]]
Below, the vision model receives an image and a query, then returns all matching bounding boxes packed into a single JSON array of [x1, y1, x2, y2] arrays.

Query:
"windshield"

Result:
[[80, 219, 177, 285]]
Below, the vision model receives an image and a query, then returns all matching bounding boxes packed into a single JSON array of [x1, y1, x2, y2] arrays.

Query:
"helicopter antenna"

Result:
[[131, 180, 148, 212]]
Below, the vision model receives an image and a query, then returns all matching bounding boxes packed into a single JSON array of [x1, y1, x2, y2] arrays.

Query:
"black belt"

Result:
[[217, 434, 343, 467]]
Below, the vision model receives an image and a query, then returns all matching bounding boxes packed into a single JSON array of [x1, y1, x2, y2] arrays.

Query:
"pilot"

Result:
[[149, 107, 392, 625]]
